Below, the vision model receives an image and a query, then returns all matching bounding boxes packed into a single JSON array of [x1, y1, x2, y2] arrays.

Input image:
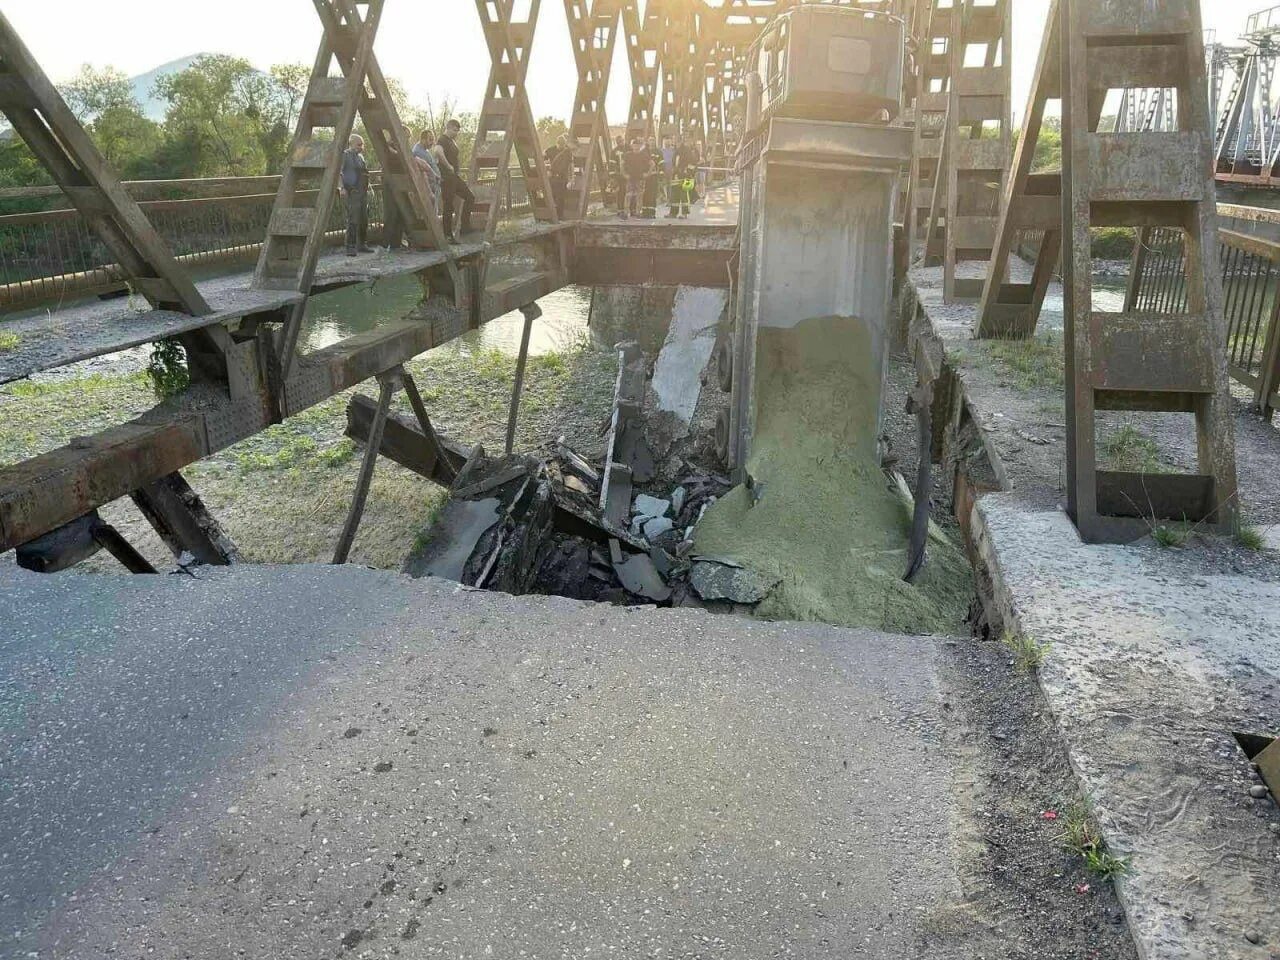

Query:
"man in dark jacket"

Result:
[[340, 134, 375, 255], [622, 139, 651, 219], [608, 134, 626, 211], [438, 119, 475, 242], [642, 136, 662, 218], [547, 134, 574, 217]]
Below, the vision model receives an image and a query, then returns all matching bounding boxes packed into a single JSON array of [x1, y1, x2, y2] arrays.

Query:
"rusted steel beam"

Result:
[[130, 472, 241, 566], [505, 303, 542, 454], [344, 395, 467, 485], [468, 0, 559, 238], [0, 227, 581, 553], [333, 370, 397, 564], [573, 222, 736, 285], [1057, 0, 1237, 543]]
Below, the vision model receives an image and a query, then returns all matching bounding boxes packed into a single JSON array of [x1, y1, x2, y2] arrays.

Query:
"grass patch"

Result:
[[1101, 424, 1164, 473], [1001, 630, 1049, 673], [1151, 523, 1189, 549], [982, 333, 1064, 390], [318, 438, 356, 467], [1236, 524, 1267, 551], [0, 330, 18, 352], [1062, 801, 1130, 880]]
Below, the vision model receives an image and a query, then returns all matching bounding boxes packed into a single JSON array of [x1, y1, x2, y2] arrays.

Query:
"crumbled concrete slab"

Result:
[[403, 497, 502, 581], [973, 493, 1280, 959], [1, 564, 977, 959], [650, 286, 727, 425], [633, 493, 670, 518], [690, 558, 781, 603]]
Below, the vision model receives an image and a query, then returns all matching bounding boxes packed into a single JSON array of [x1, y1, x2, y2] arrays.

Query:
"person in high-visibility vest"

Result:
[[671, 137, 700, 218]]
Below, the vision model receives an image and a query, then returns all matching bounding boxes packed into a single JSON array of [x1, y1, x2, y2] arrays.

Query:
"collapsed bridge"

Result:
[[0, 0, 1275, 567]]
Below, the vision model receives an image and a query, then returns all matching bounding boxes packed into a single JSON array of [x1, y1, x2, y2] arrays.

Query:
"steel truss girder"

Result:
[[978, 0, 1237, 543], [564, 0, 622, 219]]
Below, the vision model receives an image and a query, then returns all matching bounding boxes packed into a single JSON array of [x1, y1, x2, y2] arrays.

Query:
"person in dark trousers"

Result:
[[622, 138, 651, 219], [381, 138, 410, 250], [672, 136, 700, 218], [642, 136, 662, 218], [340, 134, 375, 256], [438, 119, 475, 242], [547, 133, 573, 217], [608, 134, 626, 211], [660, 135, 677, 216]]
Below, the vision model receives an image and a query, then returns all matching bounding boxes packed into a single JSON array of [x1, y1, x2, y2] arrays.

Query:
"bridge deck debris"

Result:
[[905, 263, 1280, 960]]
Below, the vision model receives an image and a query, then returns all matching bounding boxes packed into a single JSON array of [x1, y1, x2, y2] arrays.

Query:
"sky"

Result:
[[3, 0, 1257, 126]]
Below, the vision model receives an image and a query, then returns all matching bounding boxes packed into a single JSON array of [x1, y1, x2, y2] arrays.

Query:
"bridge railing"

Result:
[[0, 172, 538, 314], [1129, 203, 1280, 417]]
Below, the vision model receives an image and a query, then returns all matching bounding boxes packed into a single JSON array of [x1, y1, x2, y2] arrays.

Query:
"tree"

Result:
[[62, 65, 135, 122], [55, 64, 161, 177], [90, 104, 163, 177], [536, 115, 568, 145], [154, 54, 297, 176]]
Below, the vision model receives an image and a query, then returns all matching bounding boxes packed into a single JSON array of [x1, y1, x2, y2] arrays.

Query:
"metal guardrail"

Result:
[[0, 172, 538, 313], [1130, 203, 1280, 417]]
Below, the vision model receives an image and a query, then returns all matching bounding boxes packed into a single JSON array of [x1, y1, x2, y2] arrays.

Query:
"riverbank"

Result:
[[0, 338, 618, 572]]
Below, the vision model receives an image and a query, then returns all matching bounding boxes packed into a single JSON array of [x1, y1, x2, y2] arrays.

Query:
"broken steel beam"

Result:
[[344, 396, 469, 485], [130, 471, 241, 566]]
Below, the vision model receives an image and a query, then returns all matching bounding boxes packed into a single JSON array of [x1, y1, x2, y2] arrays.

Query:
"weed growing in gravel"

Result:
[[0, 330, 17, 352], [1062, 802, 1130, 880], [983, 333, 1065, 390], [1102, 425, 1164, 474], [1236, 524, 1267, 551], [1001, 631, 1049, 673], [1151, 523, 1189, 549]]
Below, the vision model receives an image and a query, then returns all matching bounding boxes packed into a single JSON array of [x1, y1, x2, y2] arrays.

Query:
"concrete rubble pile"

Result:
[[407, 340, 747, 608]]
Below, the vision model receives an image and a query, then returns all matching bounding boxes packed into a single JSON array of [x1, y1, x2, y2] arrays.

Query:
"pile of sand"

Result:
[[694, 315, 973, 634]]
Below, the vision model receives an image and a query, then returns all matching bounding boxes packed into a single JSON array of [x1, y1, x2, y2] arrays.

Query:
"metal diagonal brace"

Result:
[[333, 368, 400, 564]]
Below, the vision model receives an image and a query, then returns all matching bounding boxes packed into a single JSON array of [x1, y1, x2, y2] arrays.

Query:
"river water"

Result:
[[301, 276, 598, 358]]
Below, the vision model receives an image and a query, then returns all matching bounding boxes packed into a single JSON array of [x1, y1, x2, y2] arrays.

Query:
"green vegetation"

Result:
[[1101, 424, 1164, 474], [1152, 523, 1189, 549], [1029, 118, 1061, 173], [981, 332, 1065, 390], [0, 331, 18, 352], [1062, 802, 1131, 881], [1236, 524, 1267, 551], [0, 58, 571, 196], [1001, 631, 1049, 673], [146, 339, 190, 399], [1090, 227, 1136, 261]]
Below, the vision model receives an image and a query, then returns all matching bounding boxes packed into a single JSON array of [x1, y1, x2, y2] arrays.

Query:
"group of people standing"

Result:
[[339, 119, 475, 255], [339, 123, 703, 254], [611, 135, 702, 220]]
